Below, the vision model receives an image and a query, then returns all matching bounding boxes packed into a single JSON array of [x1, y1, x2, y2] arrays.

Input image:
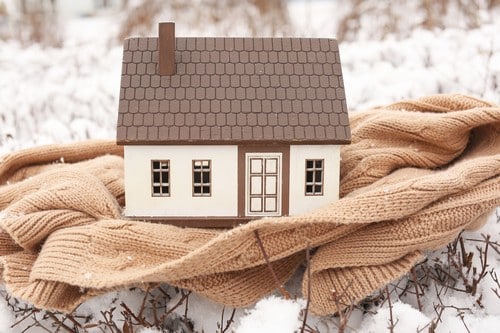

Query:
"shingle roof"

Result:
[[116, 37, 350, 144]]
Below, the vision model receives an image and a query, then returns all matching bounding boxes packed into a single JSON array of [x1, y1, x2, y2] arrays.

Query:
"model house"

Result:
[[116, 22, 351, 227]]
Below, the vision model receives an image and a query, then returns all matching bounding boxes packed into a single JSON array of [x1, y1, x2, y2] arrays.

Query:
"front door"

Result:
[[245, 153, 282, 216]]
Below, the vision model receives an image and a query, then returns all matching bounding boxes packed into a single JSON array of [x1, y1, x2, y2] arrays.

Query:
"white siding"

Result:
[[124, 145, 238, 217], [289, 145, 340, 215]]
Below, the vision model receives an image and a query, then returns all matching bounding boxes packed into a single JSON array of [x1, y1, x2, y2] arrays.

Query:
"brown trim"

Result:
[[129, 216, 258, 228], [282, 149, 290, 216], [238, 149, 245, 217], [237, 145, 290, 217], [117, 139, 350, 146]]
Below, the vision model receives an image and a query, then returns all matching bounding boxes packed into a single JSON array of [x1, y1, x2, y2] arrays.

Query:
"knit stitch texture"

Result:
[[0, 94, 499, 315]]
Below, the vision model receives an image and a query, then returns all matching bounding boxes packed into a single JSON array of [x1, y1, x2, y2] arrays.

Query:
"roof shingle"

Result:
[[117, 37, 350, 144]]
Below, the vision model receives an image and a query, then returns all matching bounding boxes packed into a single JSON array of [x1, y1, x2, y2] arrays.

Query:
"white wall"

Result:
[[289, 145, 340, 215], [124, 145, 238, 217]]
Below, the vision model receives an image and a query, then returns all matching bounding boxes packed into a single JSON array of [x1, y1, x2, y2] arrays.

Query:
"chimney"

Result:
[[158, 22, 176, 75]]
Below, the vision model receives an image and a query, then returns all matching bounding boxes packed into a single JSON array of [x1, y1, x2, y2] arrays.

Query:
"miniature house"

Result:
[[116, 22, 351, 227]]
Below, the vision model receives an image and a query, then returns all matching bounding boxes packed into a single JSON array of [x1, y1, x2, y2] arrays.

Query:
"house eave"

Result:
[[116, 138, 351, 146]]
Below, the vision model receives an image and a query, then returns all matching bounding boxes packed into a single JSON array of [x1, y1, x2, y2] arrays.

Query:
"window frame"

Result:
[[151, 160, 170, 197], [192, 160, 212, 197], [304, 159, 324, 196]]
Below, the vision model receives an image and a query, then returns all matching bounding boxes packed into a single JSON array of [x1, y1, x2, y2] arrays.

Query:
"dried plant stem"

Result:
[[253, 230, 291, 299], [138, 285, 151, 320], [411, 267, 423, 311], [121, 301, 150, 327], [45, 312, 74, 333], [330, 281, 356, 333], [385, 286, 397, 333], [300, 245, 311, 333], [220, 307, 236, 333]]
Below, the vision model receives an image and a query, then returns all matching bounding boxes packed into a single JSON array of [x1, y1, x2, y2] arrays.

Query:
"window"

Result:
[[151, 160, 170, 196], [193, 160, 211, 196], [305, 159, 324, 195]]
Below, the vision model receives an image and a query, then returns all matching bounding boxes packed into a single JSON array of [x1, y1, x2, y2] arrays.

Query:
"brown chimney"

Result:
[[158, 22, 176, 75]]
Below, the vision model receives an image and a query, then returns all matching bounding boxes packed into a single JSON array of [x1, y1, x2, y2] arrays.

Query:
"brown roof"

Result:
[[116, 37, 350, 145]]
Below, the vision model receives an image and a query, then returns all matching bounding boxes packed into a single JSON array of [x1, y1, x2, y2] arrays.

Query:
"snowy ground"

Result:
[[1, 0, 500, 332]]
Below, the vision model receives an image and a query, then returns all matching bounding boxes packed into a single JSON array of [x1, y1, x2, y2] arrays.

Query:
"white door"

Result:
[[245, 153, 282, 216]]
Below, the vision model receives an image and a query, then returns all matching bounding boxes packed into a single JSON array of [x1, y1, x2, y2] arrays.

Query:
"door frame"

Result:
[[245, 152, 282, 216], [237, 145, 290, 217]]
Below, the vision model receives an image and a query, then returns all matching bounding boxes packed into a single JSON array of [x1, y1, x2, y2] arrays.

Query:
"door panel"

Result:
[[265, 175, 277, 195], [265, 197, 276, 212], [251, 158, 263, 173], [250, 197, 262, 212], [250, 176, 262, 195]]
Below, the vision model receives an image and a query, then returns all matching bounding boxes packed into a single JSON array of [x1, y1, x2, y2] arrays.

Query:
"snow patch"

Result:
[[0, 295, 15, 333], [235, 296, 305, 333], [358, 302, 431, 332]]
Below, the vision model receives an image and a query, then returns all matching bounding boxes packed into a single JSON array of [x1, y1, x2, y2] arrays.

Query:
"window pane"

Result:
[[162, 186, 169, 194], [306, 160, 314, 168], [161, 172, 168, 183], [306, 185, 313, 193], [194, 172, 201, 183], [153, 187, 160, 194], [315, 185, 322, 193], [202, 186, 210, 194], [315, 160, 323, 168], [194, 186, 201, 194], [152, 161, 160, 169], [202, 172, 209, 183], [153, 172, 160, 183], [306, 171, 313, 182], [315, 170, 322, 182]]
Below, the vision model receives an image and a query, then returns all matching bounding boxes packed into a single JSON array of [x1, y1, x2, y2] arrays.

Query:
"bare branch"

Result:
[[254, 229, 291, 299]]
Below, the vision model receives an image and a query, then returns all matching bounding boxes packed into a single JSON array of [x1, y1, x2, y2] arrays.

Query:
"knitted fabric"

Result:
[[0, 94, 499, 315]]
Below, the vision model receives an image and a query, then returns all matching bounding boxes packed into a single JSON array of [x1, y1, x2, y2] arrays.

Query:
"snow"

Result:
[[342, 25, 500, 110], [0, 29, 122, 154], [170, 292, 244, 333], [1, 0, 500, 332], [358, 302, 431, 332], [235, 296, 305, 333], [358, 298, 500, 333], [0, 296, 14, 332], [138, 329, 163, 333]]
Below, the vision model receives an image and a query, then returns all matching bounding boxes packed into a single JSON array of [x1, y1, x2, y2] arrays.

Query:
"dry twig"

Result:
[[253, 229, 291, 299]]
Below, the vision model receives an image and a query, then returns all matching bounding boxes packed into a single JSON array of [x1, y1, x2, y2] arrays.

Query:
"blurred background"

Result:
[[0, 0, 500, 43], [2, 0, 499, 43], [0, 0, 499, 152], [0, 2, 499, 332]]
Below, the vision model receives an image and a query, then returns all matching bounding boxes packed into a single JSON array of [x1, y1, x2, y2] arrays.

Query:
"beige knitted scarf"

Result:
[[0, 94, 499, 316]]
